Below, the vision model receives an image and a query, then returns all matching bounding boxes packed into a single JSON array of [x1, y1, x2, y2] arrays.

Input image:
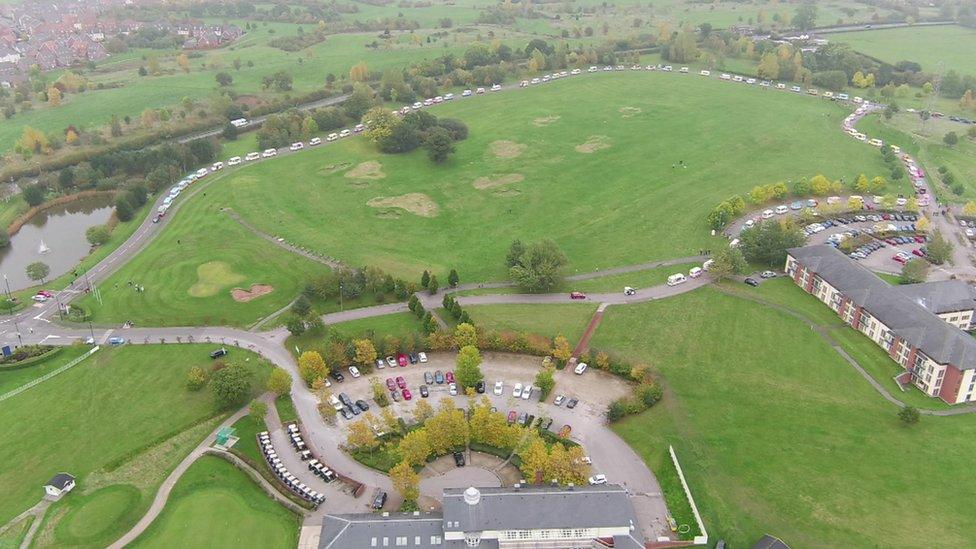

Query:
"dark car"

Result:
[[744, 277, 759, 287], [346, 404, 359, 416], [408, 353, 419, 364], [330, 371, 345, 383], [476, 380, 486, 394], [390, 390, 400, 402], [424, 371, 434, 384], [339, 393, 353, 407], [453, 451, 466, 467], [355, 400, 370, 412], [340, 408, 353, 420], [152, 215, 161, 223], [517, 412, 529, 425], [434, 370, 444, 384], [566, 398, 579, 409], [541, 417, 554, 430], [372, 490, 388, 509], [420, 385, 429, 398], [210, 347, 227, 359]]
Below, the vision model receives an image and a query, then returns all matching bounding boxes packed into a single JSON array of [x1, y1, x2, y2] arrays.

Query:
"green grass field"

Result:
[[129, 455, 299, 549], [593, 287, 976, 547], [568, 263, 703, 294], [203, 72, 891, 286], [464, 303, 597, 340], [836, 25, 976, 76], [0, 347, 86, 395], [0, 345, 270, 545]]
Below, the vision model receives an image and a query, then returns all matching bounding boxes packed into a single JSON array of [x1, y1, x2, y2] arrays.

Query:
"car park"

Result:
[[420, 385, 429, 398], [512, 383, 523, 398]]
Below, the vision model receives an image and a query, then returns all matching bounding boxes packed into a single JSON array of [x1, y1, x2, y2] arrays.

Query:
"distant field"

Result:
[[835, 25, 976, 75], [595, 287, 976, 548]]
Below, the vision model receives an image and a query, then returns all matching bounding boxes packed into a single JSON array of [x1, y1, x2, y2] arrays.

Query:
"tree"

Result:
[[455, 345, 484, 389], [791, 3, 817, 30], [900, 258, 929, 284], [518, 438, 550, 483], [551, 335, 572, 365], [421, 270, 430, 288], [215, 72, 233, 86], [448, 269, 459, 287], [267, 367, 292, 395], [708, 247, 747, 281], [208, 362, 252, 408], [424, 126, 455, 163], [25, 261, 50, 283], [318, 400, 338, 423], [425, 398, 469, 454], [535, 365, 555, 399], [115, 194, 134, 222], [963, 201, 976, 217], [353, 339, 378, 368], [916, 216, 931, 232], [177, 53, 190, 73], [47, 86, 61, 106], [509, 239, 568, 292], [380, 406, 401, 435], [454, 323, 477, 348], [222, 121, 238, 140], [756, 53, 779, 79], [147, 55, 160, 75], [412, 399, 434, 424], [898, 405, 920, 425], [369, 377, 390, 407], [85, 225, 111, 247], [506, 239, 525, 267], [428, 274, 439, 295], [249, 399, 268, 419], [344, 83, 376, 119], [346, 417, 378, 449], [943, 131, 959, 147], [297, 351, 329, 386], [390, 460, 420, 501], [186, 366, 207, 390], [291, 294, 312, 317], [22, 183, 46, 206], [926, 231, 953, 265], [349, 61, 369, 82], [398, 429, 431, 466]]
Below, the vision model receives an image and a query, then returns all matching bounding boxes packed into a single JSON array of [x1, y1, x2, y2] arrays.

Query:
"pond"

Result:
[[0, 195, 115, 291]]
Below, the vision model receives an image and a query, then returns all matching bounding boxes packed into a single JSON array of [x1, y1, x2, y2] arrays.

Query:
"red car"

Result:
[[570, 291, 586, 300], [507, 410, 517, 424], [397, 354, 408, 367], [385, 378, 396, 391], [912, 248, 925, 257], [885, 238, 898, 245], [892, 255, 907, 264], [445, 371, 455, 383], [402, 389, 413, 400], [914, 235, 925, 243], [396, 376, 406, 390], [37, 290, 54, 298]]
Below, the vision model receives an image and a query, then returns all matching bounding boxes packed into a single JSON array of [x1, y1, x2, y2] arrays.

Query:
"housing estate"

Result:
[[319, 484, 645, 548], [786, 245, 976, 404]]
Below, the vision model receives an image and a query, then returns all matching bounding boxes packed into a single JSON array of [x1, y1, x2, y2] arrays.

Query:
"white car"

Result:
[[423, 98, 433, 106], [329, 394, 343, 411], [245, 152, 260, 161], [476, 87, 486, 94], [588, 66, 598, 72], [412, 102, 423, 110], [327, 133, 338, 141], [348, 366, 361, 378], [385, 356, 397, 368], [444, 93, 454, 100], [521, 385, 532, 400], [574, 362, 588, 375], [418, 352, 428, 363], [462, 89, 472, 96], [434, 96, 444, 103], [720, 73, 731, 80], [571, 68, 581, 75], [512, 383, 523, 398], [589, 474, 607, 485], [354, 124, 365, 132], [774, 205, 789, 215], [762, 209, 774, 219], [700, 70, 710, 76], [210, 161, 224, 171], [776, 83, 786, 89], [531, 77, 541, 85], [449, 383, 457, 396], [309, 137, 322, 146], [262, 148, 277, 158], [228, 156, 242, 166], [490, 84, 501, 91], [791, 85, 802, 93], [746, 78, 756, 84], [289, 142, 304, 151], [493, 381, 504, 396], [339, 129, 351, 138], [553, 395, 565, 406]]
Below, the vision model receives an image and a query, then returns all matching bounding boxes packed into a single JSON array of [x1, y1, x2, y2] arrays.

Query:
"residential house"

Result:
[[43, 472, 75, 499]]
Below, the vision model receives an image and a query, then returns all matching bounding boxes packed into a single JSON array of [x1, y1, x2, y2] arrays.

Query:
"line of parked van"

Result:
[[258, 428, 329, 506]]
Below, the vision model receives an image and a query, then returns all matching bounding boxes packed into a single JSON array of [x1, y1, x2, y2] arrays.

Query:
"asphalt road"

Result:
[[176, 94, 351, 143]]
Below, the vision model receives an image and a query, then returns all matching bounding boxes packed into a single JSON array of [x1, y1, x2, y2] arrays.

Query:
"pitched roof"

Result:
[[319, 513, 444, 549], [46, 472, 74, 490], [788, 245, 976, 370], [441, 484, 641, 537], [897, 280, 976, 315]]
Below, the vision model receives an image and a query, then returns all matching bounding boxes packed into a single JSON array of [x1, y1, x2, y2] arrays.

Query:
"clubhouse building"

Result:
[[786, 245, 976, 404], [318, 484, 645, 548]]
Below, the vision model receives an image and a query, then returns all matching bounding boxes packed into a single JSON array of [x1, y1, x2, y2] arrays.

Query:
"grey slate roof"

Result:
[[897, 279, 976, 314], [319, 513, 444, 549], [754, 534, 791, 549], [788, 245, 976, 370], [45, 472, 74, 490], [441, 484, 640, 536]]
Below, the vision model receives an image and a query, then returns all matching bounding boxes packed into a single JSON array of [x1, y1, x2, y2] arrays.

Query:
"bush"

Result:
[[86, 224, 111, 246], [186, 366, 207, 390]]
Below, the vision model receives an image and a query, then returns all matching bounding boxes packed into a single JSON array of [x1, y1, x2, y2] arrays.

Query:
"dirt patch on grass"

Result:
[[367, 193, 439, 218], [188, 261, 246, 298], [231, 284, 274, 302], [575, 135, 612, 154], [473, 173, 525, 190], [345, 161, 386, 180], [532, 114, 561, 127], [493, 189, 522, 197], [319, 162, 352, 176], [619, 106, 642, 118], [489, 140, 527, 159]]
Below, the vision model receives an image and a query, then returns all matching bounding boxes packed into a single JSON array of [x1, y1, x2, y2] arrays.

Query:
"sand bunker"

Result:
[[619, 106, 642, 118], [532, 115, 561, 127], [231, 284, 274, 302], [367, 193, 439, 218], [188, 261, 245, 298], [472, 173, 525, 190], [489, 140, 527, 159], [345, 161, 386, 180], [575, 135, 612, 154]]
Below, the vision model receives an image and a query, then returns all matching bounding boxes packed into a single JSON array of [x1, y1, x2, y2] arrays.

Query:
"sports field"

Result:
[[212, 72, 891, 283], [835, 25, 976, 76], [0, 345, 270, 546], [129, 455, 300, 549], [593, 286, 976, 547]]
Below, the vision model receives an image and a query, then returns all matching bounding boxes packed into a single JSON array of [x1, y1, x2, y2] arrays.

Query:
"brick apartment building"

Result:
[[786, 245, 976, 404]]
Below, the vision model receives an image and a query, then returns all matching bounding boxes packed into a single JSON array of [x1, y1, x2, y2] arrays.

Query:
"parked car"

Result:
[[435, 370, 444, 384], [348, 366, 361, 378], [108, 337, 126, 346], [330, 371, 345, 382], [554, 395, 565, 406], [355, 400, 370, 412], [418, 352, 428, 363], [385, 356, 397, 368], [744, 277, 759, 287], [210, 347, 227, 359], [448, 383, 457, 396], [396, 376, 406, 389], [453, 451, 466, 467], [512, 383, 523, 398], [372, 490, 387, 509], [589, 474, 607, 485], [521, 385, 532, 400], [476, 380, 486, 394], [566, 398, 579, 409], [403, 389, 413, 400], [408, 353, 419, 364], [493, 381, 504, 395], [420, 385, 429, 398], [760, 271, 776, 279], [507, 410, 518, 423], [574, 362, 588, 375], [424, 371, 434, 384], [385, 378, 396, 391], [570, 291, 586, 300], [445, 371, 455, 383], [397, 354, 408, 367], [517, 412, 528, 425], [309, 137, 322, 146]]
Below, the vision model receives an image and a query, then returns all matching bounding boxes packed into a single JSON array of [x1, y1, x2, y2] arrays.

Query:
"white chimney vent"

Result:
[[463, 486, 480, 506]]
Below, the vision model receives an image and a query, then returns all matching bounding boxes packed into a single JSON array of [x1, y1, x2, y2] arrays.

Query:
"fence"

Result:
[[668, 445, 709, 546], [0, 346, 100, 403]]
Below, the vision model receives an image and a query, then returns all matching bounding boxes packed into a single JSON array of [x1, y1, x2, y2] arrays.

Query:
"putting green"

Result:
[[187, 261, 246, 298]]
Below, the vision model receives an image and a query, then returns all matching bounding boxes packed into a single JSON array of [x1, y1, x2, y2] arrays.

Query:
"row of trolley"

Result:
[[258, 427, 330, 506]]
